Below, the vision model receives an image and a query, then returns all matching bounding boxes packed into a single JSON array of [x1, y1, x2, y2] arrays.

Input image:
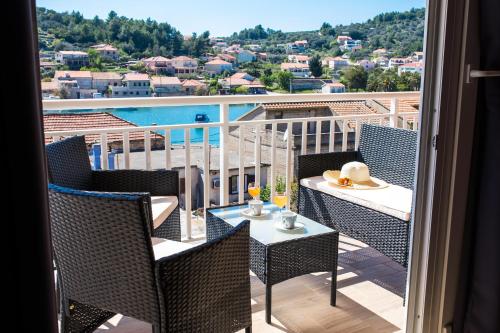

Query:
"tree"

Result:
[[260, 74, 274, 87], [87, 48, 103, 70], [319, 22, 336, 36], [309, 55, 323, 77], [234, 86, 250, 94], [400, 72, 421, 91], [273, 71, 294, 91], [342, 66, 368, 91]]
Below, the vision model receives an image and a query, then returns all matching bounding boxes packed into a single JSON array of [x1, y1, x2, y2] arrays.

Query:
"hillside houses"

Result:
[[181, 80, 207, 95], [55, 51, 89, 69], [91, 72, 122, 93], [171, 56, 198, 75], [111, 73, 150, 98], [288, 55, 310, 64], [285, 40, 308, 54], [220, 73, 265, 94], [323, 57, 350, 70], [90, 44, 119, 61], [151, 76, 182, 96], [205, 59, 233, 75], [281, 63, 310, 78], [142, 56, 174, 75], [398, 62, 424, 76]]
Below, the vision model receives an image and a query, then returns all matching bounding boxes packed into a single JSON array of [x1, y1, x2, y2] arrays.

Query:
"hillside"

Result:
[[36, 7, 425, 59]]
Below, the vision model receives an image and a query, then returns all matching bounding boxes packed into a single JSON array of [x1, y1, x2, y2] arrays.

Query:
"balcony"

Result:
[[45, 91, 419, 333]]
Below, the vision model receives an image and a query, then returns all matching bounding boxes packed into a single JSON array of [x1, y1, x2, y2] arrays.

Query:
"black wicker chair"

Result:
[[49, 184, 252, 333], [46, 135, 181, 241], [298, 124, 417, 267]]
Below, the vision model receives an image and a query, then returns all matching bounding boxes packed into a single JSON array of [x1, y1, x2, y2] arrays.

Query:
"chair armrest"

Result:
[[154, 220, 251, 332], [297, 151, 358, 180], [92, 169, 179, 197]]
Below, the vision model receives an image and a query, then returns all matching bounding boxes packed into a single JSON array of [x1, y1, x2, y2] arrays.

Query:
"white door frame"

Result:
[[406, 0, 479, 332]]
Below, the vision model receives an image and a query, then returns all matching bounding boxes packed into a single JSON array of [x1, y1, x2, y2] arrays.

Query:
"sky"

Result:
[[36, 0, 426, 37]]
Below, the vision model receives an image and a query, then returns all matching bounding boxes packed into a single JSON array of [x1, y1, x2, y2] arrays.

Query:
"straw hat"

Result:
[[322, 161, 388, 190]]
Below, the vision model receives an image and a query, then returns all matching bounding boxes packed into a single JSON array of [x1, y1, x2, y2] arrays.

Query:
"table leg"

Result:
[[331, 267, 337, 306], [265, 284, 272, 323]]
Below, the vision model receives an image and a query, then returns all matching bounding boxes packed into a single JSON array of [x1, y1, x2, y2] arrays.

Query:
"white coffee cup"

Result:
[[248, 200, 264, 216], [281, 211, 297, 229]]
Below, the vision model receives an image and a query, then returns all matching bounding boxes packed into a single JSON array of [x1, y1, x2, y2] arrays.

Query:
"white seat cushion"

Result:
[[300, 176, 412, 221], [151, 237, 194, 260], [150, 196, 178, 229]]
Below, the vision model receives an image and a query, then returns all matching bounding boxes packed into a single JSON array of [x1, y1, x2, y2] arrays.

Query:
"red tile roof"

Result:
[[43, 112, 160, 144], [151, 76, 181, 86]]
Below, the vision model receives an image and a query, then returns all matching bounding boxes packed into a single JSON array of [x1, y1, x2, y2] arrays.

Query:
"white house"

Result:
[[111, 73, 151, 98], [412, 51, 424, 62], [91, 72, 122, 93], [389, 57, 412, 68], [322, 82, 346, 93], [171, 56, 198, 75], [398, 62, 424, 76], [280, 63, 310, 78], [151, 76, 182, 96], [340, 39, 362, 52], [288, 55, 310, 64], [285, 40, 308, 54], [55, 51, 89, 69], [54, 70, 93, 89], [142, 56, 174, 75], [237, 50, 257, 63], [90, 44, 119, 61], [326, 57, 350, 70], [181, 80, 207, 95], [336, 35, 352, 43], [357, 60, 376, 71], [205, 59, 233, 75]]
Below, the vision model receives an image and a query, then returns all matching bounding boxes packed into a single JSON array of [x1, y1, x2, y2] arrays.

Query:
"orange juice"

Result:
[[248, 186, 260, 199], [273, 194, 287, 209]]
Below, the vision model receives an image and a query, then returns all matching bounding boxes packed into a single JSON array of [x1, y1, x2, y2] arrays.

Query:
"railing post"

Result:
[[219, 104, 230, 206], [390, 97, 399, 128], [144, 130, 151, 170], [254, 124, 261, 188], [184, 129, 192, 239], [101, 133, 108, 170]]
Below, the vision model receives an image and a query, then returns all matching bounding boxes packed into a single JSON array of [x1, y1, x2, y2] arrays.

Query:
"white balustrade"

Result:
[[43, 92, 420, 241]]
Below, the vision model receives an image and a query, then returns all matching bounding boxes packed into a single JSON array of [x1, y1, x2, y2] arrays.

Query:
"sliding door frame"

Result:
[[406, 0, 478, 332]]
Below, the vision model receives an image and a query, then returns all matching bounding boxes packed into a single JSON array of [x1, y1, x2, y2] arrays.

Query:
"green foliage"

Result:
[[342, 66, 368, 91], [273, 71, 294, 91], [320, 22, 336, 36], [234, 86, 250, 94], [365, 68, 421, 92], [308, 55, 323, 77], [260, 74, 274, 87], [128, 61, 147, 73], [275, 175, 286, 193], [260, 184, 271, 202]]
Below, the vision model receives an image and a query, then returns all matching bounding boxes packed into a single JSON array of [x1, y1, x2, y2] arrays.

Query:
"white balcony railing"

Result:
[[43, 92, 420, 239]]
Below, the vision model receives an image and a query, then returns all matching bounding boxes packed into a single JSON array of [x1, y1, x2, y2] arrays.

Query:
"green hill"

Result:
[[36, 7, 425, 59]]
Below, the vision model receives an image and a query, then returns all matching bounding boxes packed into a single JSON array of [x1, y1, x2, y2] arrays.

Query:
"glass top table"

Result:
[[206, 202, 339, 324], [207, 202, 335, 245]]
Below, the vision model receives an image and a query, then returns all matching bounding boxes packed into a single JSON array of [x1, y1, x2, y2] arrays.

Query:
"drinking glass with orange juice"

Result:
[[273, 192, 288, 216], [248, 183, 260, 200]]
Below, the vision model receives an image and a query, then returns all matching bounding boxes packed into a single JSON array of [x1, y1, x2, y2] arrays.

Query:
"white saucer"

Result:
[[274, 222, 305, 232], [241, 209, 271, 219]]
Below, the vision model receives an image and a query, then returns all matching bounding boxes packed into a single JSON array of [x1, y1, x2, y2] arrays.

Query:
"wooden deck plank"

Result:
[[94, 233, 406, 333]]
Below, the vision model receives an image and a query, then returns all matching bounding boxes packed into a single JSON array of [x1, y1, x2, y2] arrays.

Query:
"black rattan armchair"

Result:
[[298, 124, 417, 267], [46, 135, 181, 241], [49, 184, 252, 333]]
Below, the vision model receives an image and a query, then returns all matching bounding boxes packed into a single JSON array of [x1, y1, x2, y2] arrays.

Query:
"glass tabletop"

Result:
[[209, 202, 335, 245]]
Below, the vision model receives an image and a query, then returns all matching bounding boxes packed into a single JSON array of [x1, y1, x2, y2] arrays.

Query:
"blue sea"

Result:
[[49, 104, 255, 145]]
